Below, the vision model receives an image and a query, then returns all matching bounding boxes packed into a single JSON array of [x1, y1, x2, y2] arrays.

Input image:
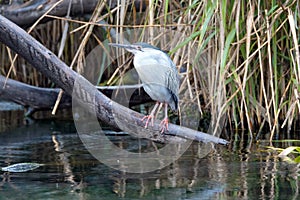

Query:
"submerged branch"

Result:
[[0, 15, 229, 145]]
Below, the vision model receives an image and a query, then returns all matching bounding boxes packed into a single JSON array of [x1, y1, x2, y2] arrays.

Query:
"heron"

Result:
[[109, 42, 180, 133]]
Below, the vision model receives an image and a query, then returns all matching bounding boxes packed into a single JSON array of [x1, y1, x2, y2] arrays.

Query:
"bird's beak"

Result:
[[108, 43, 141, 52], [108, 43, 131, 49]]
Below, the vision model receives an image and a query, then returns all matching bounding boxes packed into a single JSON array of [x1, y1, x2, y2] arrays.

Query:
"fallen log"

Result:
[[0, 0, 99, 27], [0, 14, 229, 145], [0, 74, 153, 116], [0, 0, 147, 27], [0, 74, 71, 116]]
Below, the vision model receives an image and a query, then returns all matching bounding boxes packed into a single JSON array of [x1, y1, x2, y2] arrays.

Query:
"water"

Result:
[[0, 110, 299, 199]]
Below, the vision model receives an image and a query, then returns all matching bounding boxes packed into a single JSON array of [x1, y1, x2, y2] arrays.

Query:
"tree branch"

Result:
[[0, 0, 147, 27], [0, 74, 71, 116], [0, 75, 152, 116]]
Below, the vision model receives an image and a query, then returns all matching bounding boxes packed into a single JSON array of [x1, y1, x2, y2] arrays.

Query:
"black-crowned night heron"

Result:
[[109, 42, 180, 132]]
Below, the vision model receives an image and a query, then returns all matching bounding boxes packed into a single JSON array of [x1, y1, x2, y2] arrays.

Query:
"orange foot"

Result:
[[159, 118, 169, 133], [141, 115, 154, 128]]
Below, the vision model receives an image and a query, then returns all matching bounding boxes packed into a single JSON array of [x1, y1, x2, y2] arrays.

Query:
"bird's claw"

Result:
[[141, 115, 169, 134], [159, 118, 169, 133], [141, 115, 154, 128]]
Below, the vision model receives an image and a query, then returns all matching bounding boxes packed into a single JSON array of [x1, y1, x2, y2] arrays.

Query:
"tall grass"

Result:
[[0, 0, 299, 141]]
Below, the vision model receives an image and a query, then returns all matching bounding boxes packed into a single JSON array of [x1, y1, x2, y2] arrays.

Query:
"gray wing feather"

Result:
[[133, 48, 179, 110], [153, 52, 179, 110], [165, 67, 179, 110]]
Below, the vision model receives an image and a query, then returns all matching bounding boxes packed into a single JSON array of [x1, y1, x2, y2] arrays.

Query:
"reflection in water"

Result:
[[0, 109, 24, 132], [0, 116, 299, 199]]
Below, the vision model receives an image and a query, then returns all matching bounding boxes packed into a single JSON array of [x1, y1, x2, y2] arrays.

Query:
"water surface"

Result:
[[0, 111, 299, 199]]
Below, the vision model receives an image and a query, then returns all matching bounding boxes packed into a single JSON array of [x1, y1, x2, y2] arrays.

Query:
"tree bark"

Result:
[[0, 15, 229, 145], [0, 0, 147, 27], [0, 74, 153, 116], [0, 74, 71, 115]]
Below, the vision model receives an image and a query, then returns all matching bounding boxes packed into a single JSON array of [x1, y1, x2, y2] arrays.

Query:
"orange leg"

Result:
[[159, 103, 169, 133], [141, 102, 160, 128]]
